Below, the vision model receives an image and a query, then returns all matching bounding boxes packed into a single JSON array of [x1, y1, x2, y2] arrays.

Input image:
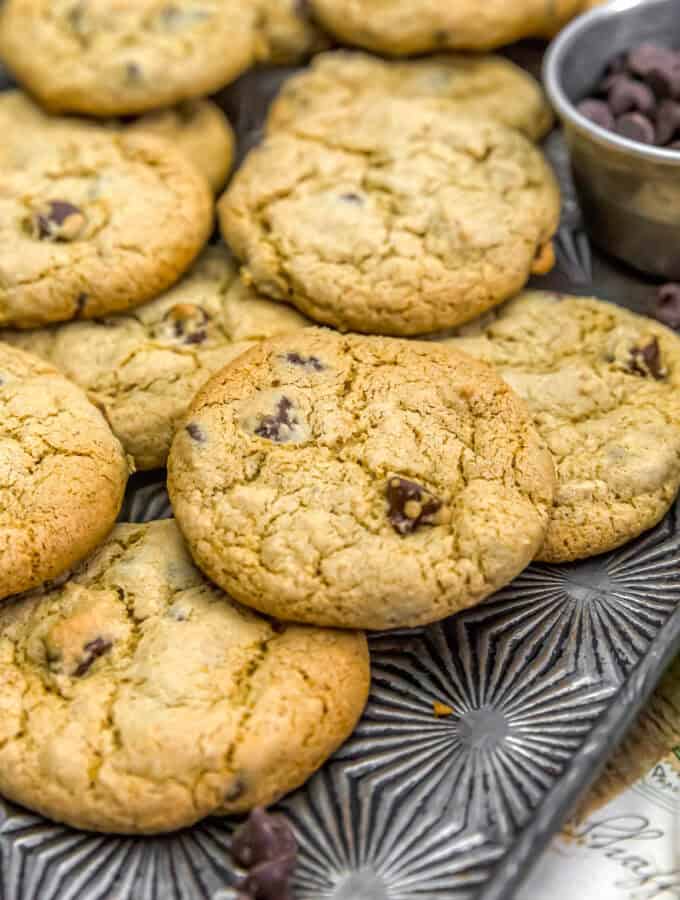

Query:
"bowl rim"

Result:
[[543, 0, 680, 164]]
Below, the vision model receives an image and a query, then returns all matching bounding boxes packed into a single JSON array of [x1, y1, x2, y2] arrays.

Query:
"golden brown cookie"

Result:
[[446, 291, 680, 562], [168, 330, 555, 630], [0, 519, 370, 833], [268, 50, 552, 141], [3, 246, 310, 470], [219, 97, 560, 336], [0, 0, 257, 116], [0, 130, 213, 328], [308, 0, 597, 55], [0, 342, 128, 601]]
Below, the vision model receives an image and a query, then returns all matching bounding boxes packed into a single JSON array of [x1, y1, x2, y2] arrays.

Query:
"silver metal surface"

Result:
[[544, 0, 680, 280]]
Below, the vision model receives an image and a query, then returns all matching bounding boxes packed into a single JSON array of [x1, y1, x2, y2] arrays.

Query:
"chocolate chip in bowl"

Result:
[[544, 0, 680, 280]]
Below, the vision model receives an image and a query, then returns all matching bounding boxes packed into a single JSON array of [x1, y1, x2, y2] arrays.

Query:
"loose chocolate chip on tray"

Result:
[[386, 476, 444, 535], [231, 807, 297, 900], [629, 337, 665, 379], [653, 284, 680, 328], [73, 637, 113, 677]]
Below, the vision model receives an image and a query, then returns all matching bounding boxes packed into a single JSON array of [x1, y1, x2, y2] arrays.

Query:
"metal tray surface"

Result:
[[2, 46, 680, 900]]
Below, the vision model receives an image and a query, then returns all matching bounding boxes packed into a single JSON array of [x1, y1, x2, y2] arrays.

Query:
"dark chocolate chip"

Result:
[[231, 807, 297, 870], [186, 423, 207, 443], [646, 60, 680, 99], [629, 337, 665, 379], [184, 329, 207, 345], [655, 99, 680, 144], [35, 200, 85, 241], [73, 637, 112, 677], [238, 857, 296, 900], [224, 777, 247, 803], [576, 99, 615, 130], [76, 292, 88, 316], [615, 112, 656, 144], [608, 76, 655, 116], [125, 61, 143, 83], [163, 304, 210, 344], [283, 352, 325, 371], [627, 43, 677, 79], [653, 283, 680, 328], [339, 192, 363, 204], [386, 477, 443, 536], [254, 397, 298, 442]]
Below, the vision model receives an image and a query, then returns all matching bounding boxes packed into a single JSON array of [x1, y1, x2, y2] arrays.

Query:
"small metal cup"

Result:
[[544, 0, 680, 280]]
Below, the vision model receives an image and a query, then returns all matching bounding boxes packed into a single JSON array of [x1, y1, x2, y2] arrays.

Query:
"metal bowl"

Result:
[[544, 0, 680, 280]]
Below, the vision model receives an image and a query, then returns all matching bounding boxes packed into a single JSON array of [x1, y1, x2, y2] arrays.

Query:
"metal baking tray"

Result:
[[2, 43, 680, 900]]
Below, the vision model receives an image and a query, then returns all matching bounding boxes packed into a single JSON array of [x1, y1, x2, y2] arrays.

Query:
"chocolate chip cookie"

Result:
[[0, 342, 128, 601], [0, 519, 369, 833], [0, 0, 256, 116], [446, 291, 680, 562], [268, 50, 553, 141], [0, 130, 212, 328], [4, 246, 310, 470], [0, 90, 234, 193], [254, 0, 330, 64], [219, 98, 560, 335], [168, 330, 555, 630], [308, 0, 598, 55]]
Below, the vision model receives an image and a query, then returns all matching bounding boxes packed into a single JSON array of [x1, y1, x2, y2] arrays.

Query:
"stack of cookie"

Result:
[[0, 0, 675, 852]]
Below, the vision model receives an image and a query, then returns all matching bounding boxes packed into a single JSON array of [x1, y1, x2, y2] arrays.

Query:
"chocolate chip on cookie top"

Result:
[[447, 291, 680, 562], [0, 520, 369, 834], [168, 330, 555, 630], [220, 97, 560, 336]]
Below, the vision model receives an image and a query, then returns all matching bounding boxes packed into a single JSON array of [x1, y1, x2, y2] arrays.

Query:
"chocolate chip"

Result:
[[653, 284, 680, 328], [125, 61, 143, 83], [629, 337, 665, 379], [186, 423, 206, 443], [238, 857, 296, 900], [254, 397, 298, 442], [655, 99, 680, 144], [627, 43, 677, 79], [608, 76, 655, 116], [647, 61, 680, 99], [386, 477, 443, 535], [35, 200, 86, 242], [162, 303, 210, 345], [76, 293, 88, 316], [73, 637, 112, 677], [224, 777, 247, 803], [576, 99, 615, 130], [339, 192, 363, 204], [283, 352, 325, 371], [231, 808, 297, 870], [615, 112, 656, 144]]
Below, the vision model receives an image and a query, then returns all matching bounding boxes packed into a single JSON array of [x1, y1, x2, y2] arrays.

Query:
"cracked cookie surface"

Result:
[[268, 50, 552, 141], [445, 291, 680, 562], [219, 98, 560, 335], [0, 342, 128, 601], [309, 0, 599, 54], [0, 0, 256, 116], [0, 90, 234, 194], [3, 246, 310, 470], [168, 330, 555, 630], [0, 129, 212, 329], [0, 519, 370, 834]]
